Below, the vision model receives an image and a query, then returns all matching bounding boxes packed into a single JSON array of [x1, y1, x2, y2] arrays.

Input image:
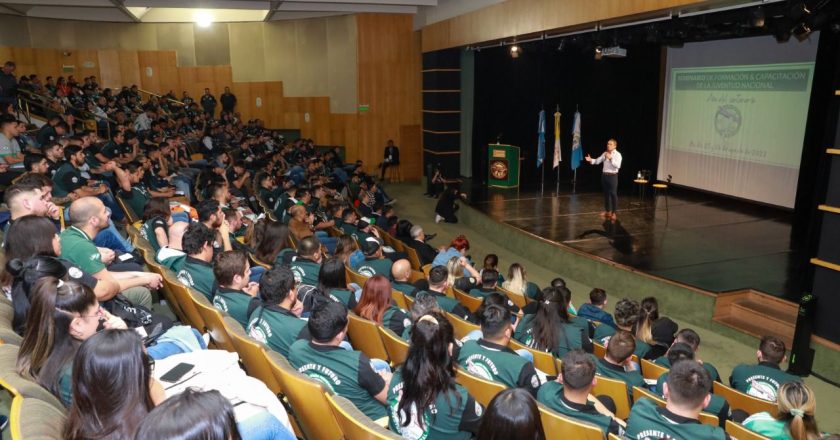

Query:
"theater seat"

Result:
[[454, 367, 506, 408], [378, 326, 409, 367], [326, 393, 401, 439], [538, 402, 604, 440], [0, 344, 66, 413], [224, 316, 282, 396], [10, 394, 66, 439]]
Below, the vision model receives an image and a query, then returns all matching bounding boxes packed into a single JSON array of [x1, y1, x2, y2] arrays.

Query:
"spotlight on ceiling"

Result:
[[750, 7, 766, 28], [510, 44, 521, 58], [594, 46, 602, 60], [196, 12, 213, 28]]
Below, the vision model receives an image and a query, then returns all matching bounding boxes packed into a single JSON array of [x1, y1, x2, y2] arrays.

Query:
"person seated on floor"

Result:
[[177, 222, 218, 301], [655, 342, 731, 426], [469, 269, 501, 299], [387, 312, 483, 439], [742, 381, 822, 440], [537, 349, 625, 436], [458, 304, 542, 397], [288, 299, 392, 422], [514, 287, 590, 358], [60, 197, 158, 308], [247, 266, 308, 358], [354, 237, 393, 279], [576, 288, 617, 329], [645, 317, 678, 361], [139, 197, 172, 253], [156, 221, 188, 272], [354, 275, 410, 336], [389, 259, 416, 297], [288, 236, 322, 287], [594, 329, 645, 398], [730, 335, 801, 402], [655, 328, 721, 383], [625, 360, 729, 440], [416, 266, 472, 321], [212, 250, 259, 328]]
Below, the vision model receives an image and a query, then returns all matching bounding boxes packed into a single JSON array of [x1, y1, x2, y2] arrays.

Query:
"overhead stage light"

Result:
[[510, 44, 520, 58], [196, 12, 213, 27]]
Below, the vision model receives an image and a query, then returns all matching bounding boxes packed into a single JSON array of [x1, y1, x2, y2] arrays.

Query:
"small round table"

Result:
[[633, 179, 648, 205]]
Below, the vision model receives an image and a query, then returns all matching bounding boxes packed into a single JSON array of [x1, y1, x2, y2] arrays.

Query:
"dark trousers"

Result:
[[601, 173, 618, 213]]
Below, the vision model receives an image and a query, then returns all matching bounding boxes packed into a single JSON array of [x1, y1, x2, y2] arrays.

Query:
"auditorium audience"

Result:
[[654, 342, 731, 425], [355, 275, 410, 336], [212, 250, 259, 328], [247, 267, 308, 358], [502, 262, 539, 299], [656, 328, 722, 383], [513, 287, 591, 358], [730, 335, 801, 402], [576, 287, 616, 329]]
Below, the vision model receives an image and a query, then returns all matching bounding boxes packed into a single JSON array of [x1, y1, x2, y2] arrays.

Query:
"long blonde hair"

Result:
[[502, 263, 527, 295], [635, 296, 659, 345], [777, 381, 820, 440], [445, 257, 461, 287]]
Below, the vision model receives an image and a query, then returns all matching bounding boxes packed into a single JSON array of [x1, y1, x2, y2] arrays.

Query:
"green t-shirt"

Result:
[[382, 306, 411, 337], [625, 398, 728, 440], [387, 370, 482, 440], [140, 216, 167, 253], [248, 304, 310, 358], [157, 248, 186, 272], [729, 362, 800, 402], [288, 340, 388, 420], [457, 339, 541, 397], [59, 226, 106, 275], [392, 281, 416, 297], [355, 257, 393, 279], [325, 288, 357, 309], [288, 257, 321, 286], [742, 412, 792, 440], [654, 357, 722, 383], [513, 314, 586, 358], [258, 187, 284, 210], [177, 256, 217, 301], [656, 373, 730, 424], [213, 287, 257, 329], [536, 381, 623, 436], [595, 358, 645, 399], [119, 185, 151, 219], [468, 287, 497, 299]]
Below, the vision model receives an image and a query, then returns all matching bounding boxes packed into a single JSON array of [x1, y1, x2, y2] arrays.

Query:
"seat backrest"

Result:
[[403, 245, 422, 270], [249, 253, 273, 270], [115, 195, 139, 224], [378, 326, 409, 367], [162, 272, 206, 331], [421, 263, 432, 278], [592, 374, 632, 420], [498, 286, 528, 309], [345, 265, 370, 287], [407, 270, 425, 284], [223, 316, 282, 395], [538, 403, 605, 440], [454, 367, 506, 407], [712, 381, 777, 416], [640, 358, 669, 381], [445, 312, 480, 341], [390, 290, 408, 310], [0, 345, 66, 413], [0, 296, 15, 330], [145, 261, 186, 323], [191, 290, 236, 352], [266, 350, 343, 440], [725, 420, 773, 440], [592, 342, 606, 359], [507, 338, 558, 376], [326, 393, 402, 439], [452, 288, 483, 313], [346, 313, 389, 361], [10, 395, 67, 440], [403, 293, 415, 309]]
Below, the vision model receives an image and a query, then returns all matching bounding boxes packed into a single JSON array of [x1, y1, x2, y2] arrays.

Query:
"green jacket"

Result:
[[656, 372, 730, 425], [457, 339, 541, 397], [288, 257, 321, 286], [177, 256, 217, 301], [625, 398, 728, 440], [354, 257, 392, 279], [729, 362, 800, 402], [595, 358, 645, 399], [248, 304, 310, 358], [213, 287, 258, 329], [140, 216, 167, 253], [513, 314, 587, 358], [536, 381, 623, 436]]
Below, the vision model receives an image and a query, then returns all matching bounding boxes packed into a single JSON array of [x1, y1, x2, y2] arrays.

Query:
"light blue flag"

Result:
[[571, 110, 583, 171], [537, 110, 546, 167]]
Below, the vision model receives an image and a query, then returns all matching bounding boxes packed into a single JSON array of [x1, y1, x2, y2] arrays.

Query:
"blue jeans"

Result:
[[237, 411, 296, 440], [370, 359, 391, 374], [98, 192, 125, 222], [250, 266, 266, 283], [93, 220, 134, 253], [147, 329, 207, 359], [314, 231, 337, 254], [170, 176, 193, 202]]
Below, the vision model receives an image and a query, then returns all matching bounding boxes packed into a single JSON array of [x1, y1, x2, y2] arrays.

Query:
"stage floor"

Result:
[[466, 184, 804, 301]]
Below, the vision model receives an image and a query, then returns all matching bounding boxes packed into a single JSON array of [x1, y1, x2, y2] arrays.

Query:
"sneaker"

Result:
[[435, 214, 444, 224]]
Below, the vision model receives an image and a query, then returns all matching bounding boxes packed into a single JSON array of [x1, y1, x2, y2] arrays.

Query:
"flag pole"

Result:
[[555, 105, 560, 195]]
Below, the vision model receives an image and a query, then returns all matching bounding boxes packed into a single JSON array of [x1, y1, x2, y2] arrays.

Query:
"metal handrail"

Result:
[[16, 94, 115, 140], [136, 87, 185, 107]]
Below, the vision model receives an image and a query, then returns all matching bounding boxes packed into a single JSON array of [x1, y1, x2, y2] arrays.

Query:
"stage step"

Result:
[[712, 290, 797, 348]]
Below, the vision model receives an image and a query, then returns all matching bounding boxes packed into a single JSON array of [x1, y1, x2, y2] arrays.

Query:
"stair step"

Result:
[[715, 315, 793, 348], [732, 299, 797, 324]]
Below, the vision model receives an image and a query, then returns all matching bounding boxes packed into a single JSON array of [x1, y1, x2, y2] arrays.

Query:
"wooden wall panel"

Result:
[[97, 49, 121, 90], [421, 0, 718, 52], [356, 14, 422, 180], [137, 50, 160, 93]]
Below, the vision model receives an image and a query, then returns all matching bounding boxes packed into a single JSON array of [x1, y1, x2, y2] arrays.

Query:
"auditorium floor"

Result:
[[386, 182, 840, 433], [466, 183, 804, 301]]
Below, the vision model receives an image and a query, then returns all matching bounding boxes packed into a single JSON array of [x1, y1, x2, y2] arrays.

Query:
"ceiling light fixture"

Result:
[[196, 12, 213, 27], [510, 44, 520, 58]]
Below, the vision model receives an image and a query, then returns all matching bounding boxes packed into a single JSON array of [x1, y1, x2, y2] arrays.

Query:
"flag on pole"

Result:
[[552, 111, 562, 168], [536, 110, 546, 168], [571, 110, 583, 171]]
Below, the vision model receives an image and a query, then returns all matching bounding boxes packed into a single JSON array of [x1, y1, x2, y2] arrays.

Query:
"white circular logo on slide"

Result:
[[715, 104, 742, 138]]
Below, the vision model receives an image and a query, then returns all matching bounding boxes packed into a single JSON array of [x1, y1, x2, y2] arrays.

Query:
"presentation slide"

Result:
[[658, 35, 819, 208]]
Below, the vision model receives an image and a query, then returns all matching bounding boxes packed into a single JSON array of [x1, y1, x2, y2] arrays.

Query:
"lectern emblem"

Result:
[[490, 160, 508, 179]]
